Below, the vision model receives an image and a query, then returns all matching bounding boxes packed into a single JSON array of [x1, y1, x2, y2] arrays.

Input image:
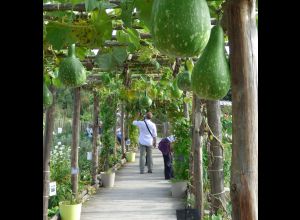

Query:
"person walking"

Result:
[[158, 135, 175, 180], [133, 112, 157, 174]]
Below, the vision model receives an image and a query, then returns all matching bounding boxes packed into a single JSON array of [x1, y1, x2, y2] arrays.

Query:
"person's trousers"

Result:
[[140, 144, 153, 172], [163, 153, 173, 179]]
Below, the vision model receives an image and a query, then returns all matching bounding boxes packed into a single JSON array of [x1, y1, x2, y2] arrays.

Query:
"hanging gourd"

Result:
[[170, 79, 183, 99], [58, 44, 86, 88], [177, 61, 192, 91], [191, 25, 231, 100], [151, 0, 211, 57], [43, 83, 53, 108], [139, 91, 153, 109]]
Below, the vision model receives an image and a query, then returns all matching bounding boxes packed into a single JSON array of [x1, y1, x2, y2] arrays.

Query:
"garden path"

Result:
[[80, 144, 184, 220]]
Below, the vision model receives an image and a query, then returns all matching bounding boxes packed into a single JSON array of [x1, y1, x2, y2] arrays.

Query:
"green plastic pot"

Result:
[[126, 152, 136, 162], [59, 201, 82, 220]]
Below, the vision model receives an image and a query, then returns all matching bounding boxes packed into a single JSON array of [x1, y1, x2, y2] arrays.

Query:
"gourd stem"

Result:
[[68, 44, 76, 57], [184, 59, 189, 71]]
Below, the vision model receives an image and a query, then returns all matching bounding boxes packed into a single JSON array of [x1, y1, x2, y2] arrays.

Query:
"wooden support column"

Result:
[[227, 0, 258, 219], [71, 87, 81, 195], [120, 103, 126, 157], [43, 86, 56, 220], [207, 100, 225, 214], [121, 63, 130, 157], [192, 95, 204, 219], [92, 91, 100, 185], [183, 91, 189, 120], [125, 111, 129, 152], [189, 94, 197, 195]]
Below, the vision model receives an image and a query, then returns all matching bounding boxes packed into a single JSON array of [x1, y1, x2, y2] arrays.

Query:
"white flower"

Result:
[[55, 146, 58, 149], [58, 142, 62, 145]]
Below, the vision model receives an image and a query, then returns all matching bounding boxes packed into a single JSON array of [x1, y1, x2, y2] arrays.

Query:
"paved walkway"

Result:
[[81, 147, 184, 220]]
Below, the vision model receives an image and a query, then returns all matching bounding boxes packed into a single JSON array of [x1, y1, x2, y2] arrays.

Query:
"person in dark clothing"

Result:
[[158, 135, 175, 180]]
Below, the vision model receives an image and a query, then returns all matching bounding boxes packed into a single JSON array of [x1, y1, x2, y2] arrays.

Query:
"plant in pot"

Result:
[[126, 124, 139, 162], [170, 117, 191, 198], [59, 189, 82, 220], [99, 133, 116, 188], [99, 94, 117, 187], [125, 147, 136, 162]]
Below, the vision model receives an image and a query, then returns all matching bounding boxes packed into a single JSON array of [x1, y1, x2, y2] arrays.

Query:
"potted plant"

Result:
[[170, 118, 191, 198], [59, 190, 82, 220], [125, 139, 137, 162], [126, 151, 136, 162], [171, 177, 188, 198], [126, 124, 139, 162], [101, 167, 115, 188]]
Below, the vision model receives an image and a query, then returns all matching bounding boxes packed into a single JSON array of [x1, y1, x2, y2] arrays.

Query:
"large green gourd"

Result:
[[191, 25, 231, 100], [177, 70, 192, 91], [139, 91, 152, 109], [170, 79, 183, 98], [58, 44, 86, 88], [151, 0, 211, 57], [43, 83, 53, 108]]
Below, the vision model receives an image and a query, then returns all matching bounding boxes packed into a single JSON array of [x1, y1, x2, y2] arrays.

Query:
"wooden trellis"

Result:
[[43, 1, 258, 220]]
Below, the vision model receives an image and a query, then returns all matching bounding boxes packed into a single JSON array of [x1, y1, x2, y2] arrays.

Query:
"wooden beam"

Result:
[[43, 1, 120, 12]]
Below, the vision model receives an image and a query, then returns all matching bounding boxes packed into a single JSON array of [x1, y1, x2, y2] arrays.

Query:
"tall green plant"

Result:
[[172, 117, 191, 181], [100, 94, 118, 171]]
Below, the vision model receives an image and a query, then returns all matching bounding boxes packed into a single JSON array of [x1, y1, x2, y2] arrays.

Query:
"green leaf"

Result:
[[126, 28, 140, 49], [46, 22, 71, 50], [91, 9, 113, 46], [75, 47, 89, 60], [95, 53, 114, 71], [137, 46, 153, 62], [99, 1, 118, 9], [116, 30, 129, 43], [85, 0, 99, 12], [112, 47, 128, 65], [211, 215, 222, 220], [135, 0, 153, 30], [52, 77, 63, 88], [71, 0, 83, 4], [120, 0, 135, 28], [44, 74, 51, 86]]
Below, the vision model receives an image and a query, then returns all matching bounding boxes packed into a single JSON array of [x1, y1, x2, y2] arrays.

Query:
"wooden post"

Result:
[[71, 87, 81, 195], [120, 103, 126, 157], [207, 100, 225, 214], [113, 122, 117, 157], [227, 0, 258, 219], [43, 86, 56, 220], [183, 91, 189, 120], [192, 95, 204, 219], [189, 94, 196, 195], [125, 110, 129, 152], [92, 91, 99, 185]]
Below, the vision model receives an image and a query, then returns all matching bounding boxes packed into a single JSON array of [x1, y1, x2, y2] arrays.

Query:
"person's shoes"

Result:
[[140, 171, 144, 174], [147, 170, 152, 173]]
